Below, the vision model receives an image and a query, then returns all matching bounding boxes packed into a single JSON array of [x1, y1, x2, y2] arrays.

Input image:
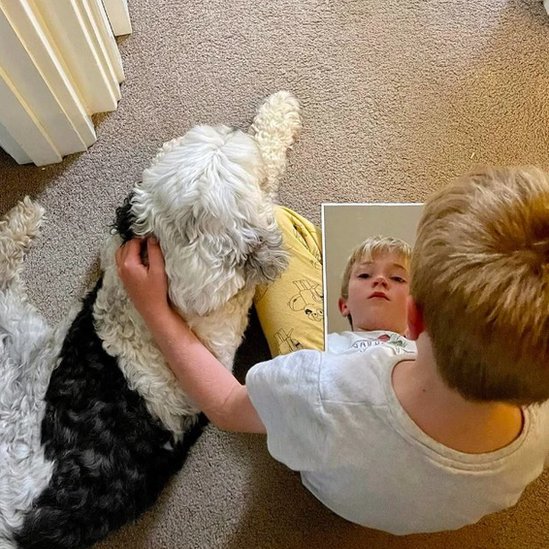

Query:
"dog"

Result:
[[0, 91, 301, 549]]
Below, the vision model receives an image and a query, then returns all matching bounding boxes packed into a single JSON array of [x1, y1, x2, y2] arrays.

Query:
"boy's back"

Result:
[[247, 338, 549, 534]]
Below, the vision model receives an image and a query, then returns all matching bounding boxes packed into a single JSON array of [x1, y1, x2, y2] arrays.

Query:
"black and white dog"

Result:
[[0, 91, 301, 549]]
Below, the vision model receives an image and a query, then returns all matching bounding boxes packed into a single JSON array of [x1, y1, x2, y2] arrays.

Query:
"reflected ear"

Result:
[[338, 297, 349, 317], [406, 296, 425, 340]]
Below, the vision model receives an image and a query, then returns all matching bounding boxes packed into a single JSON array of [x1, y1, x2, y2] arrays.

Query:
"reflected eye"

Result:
[[357, 273, 371, 279], [391, 276, 407, 283]]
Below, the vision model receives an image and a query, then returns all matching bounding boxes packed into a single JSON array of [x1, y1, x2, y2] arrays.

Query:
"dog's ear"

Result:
[[112, 192, 137, 243], [244, 226, 289, 286]]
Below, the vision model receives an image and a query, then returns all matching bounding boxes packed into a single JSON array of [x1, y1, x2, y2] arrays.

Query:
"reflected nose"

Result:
[[373, 275, 388, 288]]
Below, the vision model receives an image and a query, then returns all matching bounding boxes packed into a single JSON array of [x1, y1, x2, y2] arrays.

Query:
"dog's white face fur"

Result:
[[131, 125, 287, 318], [94, 119, 295, 437]]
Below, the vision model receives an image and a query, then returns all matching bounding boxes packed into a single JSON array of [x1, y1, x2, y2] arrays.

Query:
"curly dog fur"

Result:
[[0, 91, 301, 549]]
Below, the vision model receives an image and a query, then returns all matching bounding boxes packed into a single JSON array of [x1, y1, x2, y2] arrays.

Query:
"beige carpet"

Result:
[[1, 0, 548, 547]]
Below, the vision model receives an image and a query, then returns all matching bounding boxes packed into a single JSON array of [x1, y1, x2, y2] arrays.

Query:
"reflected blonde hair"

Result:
[[411, 166, 549, 404], [340, 236, 412, 300]]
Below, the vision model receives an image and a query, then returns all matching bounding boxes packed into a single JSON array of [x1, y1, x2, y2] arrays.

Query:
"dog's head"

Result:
[[116, 125, 288, 317]]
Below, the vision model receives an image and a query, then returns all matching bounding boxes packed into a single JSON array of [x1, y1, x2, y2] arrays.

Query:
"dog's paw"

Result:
[[0, 196, 45, 246], [147, 135, 187, 170], [250, 91, 302, 198], [251, 91, 301, 150], [0, 197, 45, 289]]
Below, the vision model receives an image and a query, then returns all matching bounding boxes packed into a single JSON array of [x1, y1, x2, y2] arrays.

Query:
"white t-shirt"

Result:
[[327, 330, 417, 354], [246, 331, 549, 534]]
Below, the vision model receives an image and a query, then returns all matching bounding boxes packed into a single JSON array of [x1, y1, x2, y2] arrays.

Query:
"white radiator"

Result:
[[0, 0, 131, 166]]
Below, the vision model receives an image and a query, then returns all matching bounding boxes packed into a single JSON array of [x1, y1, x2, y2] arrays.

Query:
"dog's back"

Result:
[[15, 282, 206, 549]]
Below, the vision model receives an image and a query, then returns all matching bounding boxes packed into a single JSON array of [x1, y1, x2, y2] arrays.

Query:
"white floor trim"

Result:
[[0, 0, 131, 166]]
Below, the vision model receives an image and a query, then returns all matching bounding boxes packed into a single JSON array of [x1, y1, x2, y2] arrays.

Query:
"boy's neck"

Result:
[[392, 334, 523, 454]]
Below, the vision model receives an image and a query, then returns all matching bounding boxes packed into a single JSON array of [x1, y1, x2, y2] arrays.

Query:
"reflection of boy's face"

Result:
[[338, 253, 409, 335]]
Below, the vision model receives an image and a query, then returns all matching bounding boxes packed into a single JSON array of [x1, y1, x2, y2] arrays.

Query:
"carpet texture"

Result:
[[1, 1, 548, 547]]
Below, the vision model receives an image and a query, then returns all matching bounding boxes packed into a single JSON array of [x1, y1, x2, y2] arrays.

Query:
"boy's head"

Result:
[[339, 236, 412, 335], [411, 166, 549, 405]]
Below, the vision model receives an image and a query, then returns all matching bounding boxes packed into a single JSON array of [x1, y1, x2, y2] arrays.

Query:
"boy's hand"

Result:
[[115, 237, 171, 322]]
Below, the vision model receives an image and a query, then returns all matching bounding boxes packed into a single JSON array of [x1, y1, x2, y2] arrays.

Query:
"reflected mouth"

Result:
[[369, 292, 389, 300]]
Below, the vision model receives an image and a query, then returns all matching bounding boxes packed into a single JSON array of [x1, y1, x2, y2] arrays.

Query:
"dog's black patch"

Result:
[[15, 280, 207, 549], [113, 191, 136, 243]]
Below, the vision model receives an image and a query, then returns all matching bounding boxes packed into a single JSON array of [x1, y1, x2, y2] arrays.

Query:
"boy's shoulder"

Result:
[[249, 339, 413, 409], [327, 330, 417, 355]]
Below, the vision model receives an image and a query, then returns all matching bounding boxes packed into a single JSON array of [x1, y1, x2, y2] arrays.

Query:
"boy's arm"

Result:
[[116, 238, 266, 434]]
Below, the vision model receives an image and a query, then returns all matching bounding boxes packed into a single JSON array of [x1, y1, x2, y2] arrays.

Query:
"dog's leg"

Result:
[[0, 195, 51, 392], [0, 300, 55, 544], [249, 91, 302, 199], [0, 196, 52, 394], [0, 198, 54, 547], [0, 197, 45, 292]]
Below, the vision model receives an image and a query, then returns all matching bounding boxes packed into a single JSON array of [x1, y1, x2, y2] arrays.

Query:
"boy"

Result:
[[116, 166, 549, 534], [328, 235, 416, 354]]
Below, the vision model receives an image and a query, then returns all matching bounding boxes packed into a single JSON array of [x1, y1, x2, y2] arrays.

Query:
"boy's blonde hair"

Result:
[[411, 166, 549, 405], [340, 236, 412, 299]]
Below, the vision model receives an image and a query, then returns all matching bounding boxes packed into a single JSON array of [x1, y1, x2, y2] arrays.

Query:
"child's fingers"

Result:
[[147, 236, 166, 273], [116, 238, 144, 271]]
